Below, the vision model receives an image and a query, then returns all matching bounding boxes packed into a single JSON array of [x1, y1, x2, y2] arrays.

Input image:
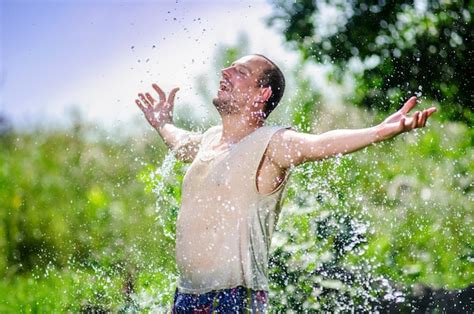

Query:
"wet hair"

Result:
[[253, 54, 285, 119]]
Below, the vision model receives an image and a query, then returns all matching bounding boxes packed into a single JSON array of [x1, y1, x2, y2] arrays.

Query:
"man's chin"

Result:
[[212, 97, 223, 109], [212, 97, 233, 114], [213, 95, 227, 107]]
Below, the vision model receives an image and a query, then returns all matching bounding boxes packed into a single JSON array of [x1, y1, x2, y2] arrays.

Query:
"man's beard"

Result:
[[212, 97, 241, 115]]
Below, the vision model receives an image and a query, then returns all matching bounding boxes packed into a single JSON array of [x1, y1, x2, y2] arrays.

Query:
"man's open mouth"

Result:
[[219, 80, 231, 91]]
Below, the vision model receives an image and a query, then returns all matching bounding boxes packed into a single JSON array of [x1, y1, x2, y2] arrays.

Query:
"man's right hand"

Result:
[[135, 84, 180, 131]]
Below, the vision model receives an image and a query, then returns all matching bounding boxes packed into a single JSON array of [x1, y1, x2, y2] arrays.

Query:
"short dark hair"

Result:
[[254, 54, 285, 119]]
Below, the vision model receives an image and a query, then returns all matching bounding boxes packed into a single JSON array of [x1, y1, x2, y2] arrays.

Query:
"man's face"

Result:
[[213, 55, 270, 115]]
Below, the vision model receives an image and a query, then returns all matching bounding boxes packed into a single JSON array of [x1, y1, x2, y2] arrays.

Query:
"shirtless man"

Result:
[[135, 54, 436, 313]]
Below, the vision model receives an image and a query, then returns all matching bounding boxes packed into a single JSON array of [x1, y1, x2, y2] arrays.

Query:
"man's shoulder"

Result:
[[207, 124, 223, 132], [265, 125, 299, 162], [203, 125, 222, 136], [257, 124, 295, 135], [266, 125, 297, 142], [198, 125, 223, 144]]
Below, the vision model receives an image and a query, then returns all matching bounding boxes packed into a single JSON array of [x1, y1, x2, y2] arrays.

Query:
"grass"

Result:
[[0, 106, 472, 310]]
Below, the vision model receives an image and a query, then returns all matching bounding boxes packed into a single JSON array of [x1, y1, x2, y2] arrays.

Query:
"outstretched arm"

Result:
[[135, 84, 202, 162], [267, 96, 437, 169]]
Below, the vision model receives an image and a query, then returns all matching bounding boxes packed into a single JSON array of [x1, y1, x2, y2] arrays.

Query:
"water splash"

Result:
[[150, 152, 179, 210], [269, 155, 404, 312]]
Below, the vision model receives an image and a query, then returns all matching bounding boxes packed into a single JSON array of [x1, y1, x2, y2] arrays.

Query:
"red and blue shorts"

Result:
[[171, 285, 268, 313]]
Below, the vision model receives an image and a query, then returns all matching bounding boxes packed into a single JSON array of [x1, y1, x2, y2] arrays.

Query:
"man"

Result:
[[135, 54, 436, 313]]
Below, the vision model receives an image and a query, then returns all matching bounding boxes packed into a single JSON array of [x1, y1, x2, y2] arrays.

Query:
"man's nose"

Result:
[[221, 67, 231, 79]]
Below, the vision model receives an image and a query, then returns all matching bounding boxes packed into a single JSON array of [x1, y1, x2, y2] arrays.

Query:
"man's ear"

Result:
[[257, 86, 272, 103]]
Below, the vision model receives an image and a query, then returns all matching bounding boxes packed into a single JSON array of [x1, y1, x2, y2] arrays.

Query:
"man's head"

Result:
[[213, 54, 285, 120]]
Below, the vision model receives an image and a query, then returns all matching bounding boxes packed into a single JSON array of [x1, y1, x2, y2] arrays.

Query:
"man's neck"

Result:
[[219, 114, 264, 145]]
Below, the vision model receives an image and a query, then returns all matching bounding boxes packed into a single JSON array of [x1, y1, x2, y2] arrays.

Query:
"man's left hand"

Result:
[[377, 96, 437, 141]]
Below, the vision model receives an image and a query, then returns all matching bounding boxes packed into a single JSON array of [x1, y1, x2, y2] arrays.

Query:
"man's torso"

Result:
[[209, 129, 288, 196], [175, 125, 292, 293]]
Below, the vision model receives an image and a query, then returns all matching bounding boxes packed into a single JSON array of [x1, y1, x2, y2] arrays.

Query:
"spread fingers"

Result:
[[138, 93, 151, 108], [135, 99, 145, 111], [152, 84, 166, 103]]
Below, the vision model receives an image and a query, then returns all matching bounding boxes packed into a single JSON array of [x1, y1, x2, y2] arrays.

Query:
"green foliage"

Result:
[[0, 266, 127, 312], [1, 26, 472, 311], [285, 75, 321, 133], [1, 105, 471, 311], [0, 121, 180, 310], [267, 102, 472, 311], [268, 0, 473, 122]]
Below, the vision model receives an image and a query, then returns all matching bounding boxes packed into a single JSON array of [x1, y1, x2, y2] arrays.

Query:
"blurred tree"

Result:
[[268, 0, 473, 122], [0, 113, 12, 135]]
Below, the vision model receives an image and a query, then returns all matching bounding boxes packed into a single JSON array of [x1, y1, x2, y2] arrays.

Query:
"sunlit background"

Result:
[[1, 0, 472, 312]]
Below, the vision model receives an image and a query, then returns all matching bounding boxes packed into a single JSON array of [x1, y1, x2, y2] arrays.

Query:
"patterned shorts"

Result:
[[171, 285, 268, 313]]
